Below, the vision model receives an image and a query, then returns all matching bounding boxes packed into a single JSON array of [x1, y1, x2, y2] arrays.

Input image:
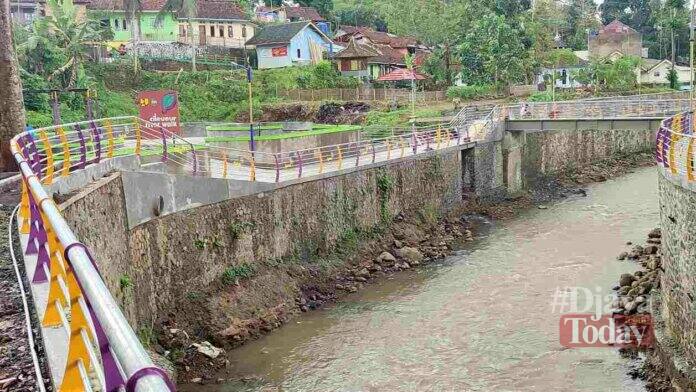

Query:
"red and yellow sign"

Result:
[[137, 90, 181, 134]]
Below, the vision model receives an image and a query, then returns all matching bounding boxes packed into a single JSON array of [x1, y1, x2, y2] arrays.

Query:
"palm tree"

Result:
[[123, 0, 143, 71], [0, 0, 26, 170], [159, 0, 198, 71], [27, 0, 102, 87]]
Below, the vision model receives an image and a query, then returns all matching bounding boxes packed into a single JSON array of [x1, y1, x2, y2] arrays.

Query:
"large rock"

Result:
[[619, 273, 635, 287], [396, 247, 424, 264], [191, 341, 223, 359], [377, 251, 396, 264], [648, 228, 661, 238]]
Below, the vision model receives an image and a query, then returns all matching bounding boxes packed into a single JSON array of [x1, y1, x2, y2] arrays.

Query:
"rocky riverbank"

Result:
[[161, 209, 477, 384], [611, 228, 676, 391], [163, 150, 659, 385]]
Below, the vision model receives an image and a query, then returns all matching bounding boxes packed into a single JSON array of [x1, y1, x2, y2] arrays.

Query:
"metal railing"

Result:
[[12, 117, 180, 392], [656, 111, 695, 182], [13, 94, 682, 391], [507, 99, 692, 121]]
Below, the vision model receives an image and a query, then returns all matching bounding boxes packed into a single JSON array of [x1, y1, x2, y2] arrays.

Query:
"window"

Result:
[[114, 19, 120, 29], [350, 60, 359, 70], [219, 26, 224, 37], [242, 26, 247, 37], [100, 18, 109, 27], [655, 72, 661, 77], [228, 26, 234, 37], [179, 24, 186, 37], [152, 17, 162, 28], [297, 48, 301, 58], [123, 19, 128, 30], [561, 69, 568, 84], [210, 25, 215, 37]]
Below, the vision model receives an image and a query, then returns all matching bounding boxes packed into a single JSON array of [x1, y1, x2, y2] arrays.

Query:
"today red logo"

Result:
[[559, 314, 654, 348]]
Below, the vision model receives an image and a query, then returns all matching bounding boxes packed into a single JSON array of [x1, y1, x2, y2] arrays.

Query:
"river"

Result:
[[185, 166, 658, 392]]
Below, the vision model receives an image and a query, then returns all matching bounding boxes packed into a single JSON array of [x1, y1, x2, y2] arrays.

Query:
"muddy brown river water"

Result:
[[184, 167, 658, 392]]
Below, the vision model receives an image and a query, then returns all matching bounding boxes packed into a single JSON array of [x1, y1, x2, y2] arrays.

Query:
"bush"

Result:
[[446, 84, 497, 100]]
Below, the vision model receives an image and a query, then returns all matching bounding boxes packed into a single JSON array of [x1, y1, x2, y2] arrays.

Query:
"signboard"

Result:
[[271, 47, 288, 57], [137, 90, 181, 135]]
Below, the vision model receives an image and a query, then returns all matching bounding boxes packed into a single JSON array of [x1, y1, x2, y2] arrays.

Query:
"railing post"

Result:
[[355, 142, 360, 167], [90, 120, 102, 164], [274, 153, 280, 183], [371, 141, 376, 163], [160, 126, 168, 162], [75, 124, 87, 170], [297, 151, 303, 178]]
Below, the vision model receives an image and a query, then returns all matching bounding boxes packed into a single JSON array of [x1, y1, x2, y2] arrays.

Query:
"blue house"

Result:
[[245, 21, 336, 69]]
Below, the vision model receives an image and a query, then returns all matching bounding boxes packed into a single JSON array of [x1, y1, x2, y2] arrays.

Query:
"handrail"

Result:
[[11, 95, 682, 391], [12, 116, 175, 391]]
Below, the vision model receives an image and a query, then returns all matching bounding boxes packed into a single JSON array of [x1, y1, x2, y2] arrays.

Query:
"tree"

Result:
[[456, 13, 527, 87], [27, 0, 102, 88], [0, 0, 25, 170], [160, 0, 197, 71], [123, 0, 143, 71], [667, 68, 679, 89], [565, 0, 599, 50]]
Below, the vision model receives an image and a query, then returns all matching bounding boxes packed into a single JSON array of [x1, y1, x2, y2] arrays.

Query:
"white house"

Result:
[[638, 59, 691, 86]]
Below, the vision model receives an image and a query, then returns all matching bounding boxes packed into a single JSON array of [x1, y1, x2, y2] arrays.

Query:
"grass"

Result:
[[205, 124, 361, 142], [207, 123, 284, 132], [221, 263, 255, 284]]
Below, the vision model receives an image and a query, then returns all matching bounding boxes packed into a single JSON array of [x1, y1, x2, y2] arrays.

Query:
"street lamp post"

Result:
[[247, 65, 255, 152]]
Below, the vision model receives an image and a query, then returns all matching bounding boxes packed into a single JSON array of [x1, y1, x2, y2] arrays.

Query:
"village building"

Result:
[[245, 21, 335, 69], [10, 0, 42, 24], [588, 20, 646, 59], [638, 58, 691, 86], [87, 0, 179, 48], [538, 20, 687, 89], [176, 0, 255, 48], [334, 38, 380, 80], [253, 0, 329, 34]]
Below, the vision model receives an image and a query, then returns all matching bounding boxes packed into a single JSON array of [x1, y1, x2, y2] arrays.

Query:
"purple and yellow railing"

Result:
[[656, 111, 695, 181], [12, 117, 184, 392]]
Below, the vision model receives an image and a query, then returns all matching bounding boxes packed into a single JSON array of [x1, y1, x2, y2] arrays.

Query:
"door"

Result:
[[199, 25, 206, 46]]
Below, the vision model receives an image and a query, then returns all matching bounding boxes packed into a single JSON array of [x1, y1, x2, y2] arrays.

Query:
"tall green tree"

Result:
[[565, 0, 599, 50], [0, 0, 25, 170], [456, 13, 527, 86]]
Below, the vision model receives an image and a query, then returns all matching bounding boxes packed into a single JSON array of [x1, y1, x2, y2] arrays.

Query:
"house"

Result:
[[588, 20, 645, 59], [253, 1, 329, 34], [10, 0, 41, 24], [334, 38, 381, 80], [536, 59, 588, 89], [177, 0, 255, 48], [335, 26, 419, 56], [638, 59, 691, 86], [245, 21, 335, 69], [87, 0, 178, 48]]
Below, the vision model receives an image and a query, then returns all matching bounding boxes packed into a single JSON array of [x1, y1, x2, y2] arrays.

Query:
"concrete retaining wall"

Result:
[[60, 149, 464, 330], [656, 171, 696, 377], [503, 122, 656, 190]]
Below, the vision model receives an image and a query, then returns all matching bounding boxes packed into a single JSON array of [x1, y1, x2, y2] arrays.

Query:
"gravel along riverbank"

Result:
[[0, 202, 50, 391]]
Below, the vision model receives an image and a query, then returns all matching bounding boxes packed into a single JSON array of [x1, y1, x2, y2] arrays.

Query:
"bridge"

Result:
[[9, 93, 692, 391]]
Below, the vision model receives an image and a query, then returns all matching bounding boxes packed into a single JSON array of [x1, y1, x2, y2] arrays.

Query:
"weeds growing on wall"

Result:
[[119, 274, 133, 291], [221, 263, 255, 285], [228, 221, 255, 240], [376, 170, 395, 223]]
